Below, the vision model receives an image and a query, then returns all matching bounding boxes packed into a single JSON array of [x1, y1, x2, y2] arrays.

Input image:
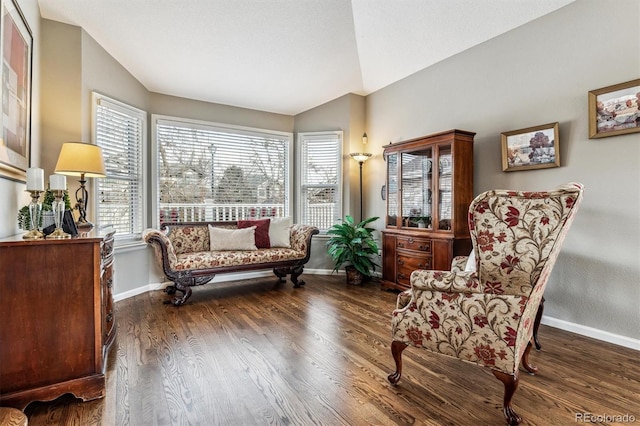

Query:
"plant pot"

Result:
[[345, 265, 364, 286]]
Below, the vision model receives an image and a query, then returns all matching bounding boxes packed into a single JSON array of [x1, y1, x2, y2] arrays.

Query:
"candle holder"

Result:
[[48, 190, 71, 239], [23, 190, 44, 240]]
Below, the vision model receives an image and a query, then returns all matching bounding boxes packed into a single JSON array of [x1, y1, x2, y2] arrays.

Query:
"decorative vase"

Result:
[[345, 265, 364, 286]]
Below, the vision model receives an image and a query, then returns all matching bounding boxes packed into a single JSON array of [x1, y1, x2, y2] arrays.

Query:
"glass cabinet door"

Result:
[[437, 145, 452, 230], [400, 148, 433, 229], [386, 153, 398, 226]]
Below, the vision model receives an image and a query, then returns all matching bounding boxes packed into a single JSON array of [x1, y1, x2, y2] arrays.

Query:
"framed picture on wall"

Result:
[[501, 122, 560, 172], [0, 0, 33, 183], [588, 78, 640, 139]]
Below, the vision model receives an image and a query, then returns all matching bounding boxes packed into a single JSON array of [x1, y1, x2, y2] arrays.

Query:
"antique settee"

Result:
[[143, 218, 319, 305], [388, 183, 584, 425]]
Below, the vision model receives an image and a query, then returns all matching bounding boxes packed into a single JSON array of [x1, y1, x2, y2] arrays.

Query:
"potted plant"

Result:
[[326, 215, 379, 285], [411, 215, 431, 228], [18, 188, 72, 230]]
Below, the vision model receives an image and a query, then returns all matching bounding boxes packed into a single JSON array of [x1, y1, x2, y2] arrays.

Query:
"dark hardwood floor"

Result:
[[24, 275, 640, 425]]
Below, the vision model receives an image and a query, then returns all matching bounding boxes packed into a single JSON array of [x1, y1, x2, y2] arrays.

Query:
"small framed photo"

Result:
[[588, 79, 640, 139], [501, 122, 560, 172]]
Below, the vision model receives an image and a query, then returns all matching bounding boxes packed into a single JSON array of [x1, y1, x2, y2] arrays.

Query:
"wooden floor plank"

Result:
[[23, 275, 640, 425]]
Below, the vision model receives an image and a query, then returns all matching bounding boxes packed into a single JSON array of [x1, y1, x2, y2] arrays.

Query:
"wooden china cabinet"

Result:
[[0, 228, 116, 409], [381, 129, 475, 291]]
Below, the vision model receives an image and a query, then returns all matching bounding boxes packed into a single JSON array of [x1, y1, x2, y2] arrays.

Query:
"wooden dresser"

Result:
[[381, 129, 474, 291], [0, 228, 116, 409]]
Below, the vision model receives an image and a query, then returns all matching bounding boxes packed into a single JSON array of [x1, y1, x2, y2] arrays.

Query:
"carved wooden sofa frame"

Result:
[[143, 221, 319, 306]]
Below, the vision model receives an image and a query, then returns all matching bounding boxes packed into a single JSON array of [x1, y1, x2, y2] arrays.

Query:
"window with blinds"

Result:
[[93, 93, 146, 241], [297, 131, 342, 231], [152, 116, 292, 226]]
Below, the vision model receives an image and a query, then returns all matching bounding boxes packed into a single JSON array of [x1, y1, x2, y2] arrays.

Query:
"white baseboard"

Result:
[[541, 316, 639, 351], [114, 282, 168, 302]]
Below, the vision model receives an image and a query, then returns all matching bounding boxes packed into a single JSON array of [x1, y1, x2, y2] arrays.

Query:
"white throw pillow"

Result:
[[464, 249, 477, 272], [208, 225, 257, 251], [269, 217, 292, 248]]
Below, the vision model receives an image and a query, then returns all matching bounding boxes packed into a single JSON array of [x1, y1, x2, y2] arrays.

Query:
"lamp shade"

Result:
[[54, 142, 106, 178]]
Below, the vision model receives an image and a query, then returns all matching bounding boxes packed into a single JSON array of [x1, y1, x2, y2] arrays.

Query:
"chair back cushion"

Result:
[[469, 182, 584, 297]]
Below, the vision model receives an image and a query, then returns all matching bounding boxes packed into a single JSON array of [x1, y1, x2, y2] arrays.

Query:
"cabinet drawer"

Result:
[[396, 236, 431, 252], [396, 254, 432, 286]]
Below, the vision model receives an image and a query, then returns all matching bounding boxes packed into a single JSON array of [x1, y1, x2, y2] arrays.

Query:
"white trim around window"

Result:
[[296, 131, 343, 232], [150, 114, 294, 229], [92, 92, 147, 243]]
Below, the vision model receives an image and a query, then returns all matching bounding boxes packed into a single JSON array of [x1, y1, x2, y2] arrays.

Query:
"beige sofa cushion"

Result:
[[208, 225, 257, 251]]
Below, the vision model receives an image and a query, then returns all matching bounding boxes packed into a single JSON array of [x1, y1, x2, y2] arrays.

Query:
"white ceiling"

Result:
[[38, 0, 574, 115]]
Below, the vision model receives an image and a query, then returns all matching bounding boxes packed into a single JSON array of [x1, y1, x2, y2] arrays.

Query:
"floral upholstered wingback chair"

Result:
[[388, 183, 584, 425]]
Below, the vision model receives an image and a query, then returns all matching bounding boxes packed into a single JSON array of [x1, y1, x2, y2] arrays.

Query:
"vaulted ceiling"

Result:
[[38, 0, 574, 115]]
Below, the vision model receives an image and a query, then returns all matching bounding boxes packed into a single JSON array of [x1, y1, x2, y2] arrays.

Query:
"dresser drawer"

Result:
[[396, 254, 432, 286], [396, 236, 431, 252]]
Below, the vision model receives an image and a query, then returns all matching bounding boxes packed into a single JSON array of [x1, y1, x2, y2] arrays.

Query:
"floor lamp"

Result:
[[350, 153, 372, 222]]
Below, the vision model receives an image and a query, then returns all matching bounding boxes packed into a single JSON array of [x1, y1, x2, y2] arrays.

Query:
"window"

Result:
[[92, 92, 146, 241], [152, 115, 292, 226], [297, 131, 342, 231]]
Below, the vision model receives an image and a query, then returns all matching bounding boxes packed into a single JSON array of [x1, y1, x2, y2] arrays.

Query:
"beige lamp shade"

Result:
[[55, 142, 106, 178]]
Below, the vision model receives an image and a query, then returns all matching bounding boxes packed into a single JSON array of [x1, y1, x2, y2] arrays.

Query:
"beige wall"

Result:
[[365, 0, 640, 343]]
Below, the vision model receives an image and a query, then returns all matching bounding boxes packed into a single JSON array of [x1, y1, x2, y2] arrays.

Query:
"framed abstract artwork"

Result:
[[0, 0, 32, 182], [588, 78, 640, 139], [501, 122, 560, 172]]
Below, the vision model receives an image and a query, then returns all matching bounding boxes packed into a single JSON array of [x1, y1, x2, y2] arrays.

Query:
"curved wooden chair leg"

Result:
[[388, 341, 408, 385], [492, 370, 522, 425], [521, 340, 538, 375], [533, 297, 545, 350]]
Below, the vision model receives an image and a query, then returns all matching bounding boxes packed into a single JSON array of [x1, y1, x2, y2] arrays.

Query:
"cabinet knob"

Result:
[[408, 238, 414, 243], [107, 278, 113, 289], [397, 243, 404, 248], [397, 259, 404, 266], [398, 273, 406, 279], [106, 312, 113, 323], [418, 245, 424, 250]]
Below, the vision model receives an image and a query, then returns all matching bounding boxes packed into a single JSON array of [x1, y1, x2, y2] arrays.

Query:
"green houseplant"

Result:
[[18, 188, 72, 230], [326, 215, 379, 285]]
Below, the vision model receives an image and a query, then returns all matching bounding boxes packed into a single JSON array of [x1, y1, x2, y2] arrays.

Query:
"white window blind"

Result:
[[297, 131, 342, 231], [93, 93, 146, 241], [153, 116, 292, 225]]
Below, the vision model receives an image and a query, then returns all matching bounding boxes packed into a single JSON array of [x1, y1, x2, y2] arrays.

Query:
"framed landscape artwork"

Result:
[[588, 78, 640, 139], [0, 0, 32, 182], [501, 122, 560, 172]]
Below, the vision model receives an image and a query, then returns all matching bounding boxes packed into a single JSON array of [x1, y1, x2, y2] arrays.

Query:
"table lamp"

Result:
[[54, 142, 106, 231]]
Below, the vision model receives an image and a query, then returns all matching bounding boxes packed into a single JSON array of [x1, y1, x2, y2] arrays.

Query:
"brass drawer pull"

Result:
[[398, 273, 406, 279], [106, 312, 113, 323], [397, 243, 405, 248], [397, 259, 404, 265]]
